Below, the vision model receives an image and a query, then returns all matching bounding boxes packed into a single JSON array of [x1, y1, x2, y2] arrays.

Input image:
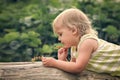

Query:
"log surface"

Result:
[[0, 62, 120, 80]]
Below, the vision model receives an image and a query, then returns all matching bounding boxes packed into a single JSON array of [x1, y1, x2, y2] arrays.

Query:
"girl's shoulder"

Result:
[[79, 34, 99, 46], [81, 34, 98, 40], [78, 34, 99, 52]]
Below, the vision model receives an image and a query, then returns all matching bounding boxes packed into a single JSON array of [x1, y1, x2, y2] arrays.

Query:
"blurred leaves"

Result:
[[0, 0, 120, 62], [41, 44, 53, 55]]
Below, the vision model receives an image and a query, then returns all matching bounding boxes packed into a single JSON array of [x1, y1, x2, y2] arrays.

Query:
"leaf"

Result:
[[4, 32, 20, 43], [41, 44, 53, 54]]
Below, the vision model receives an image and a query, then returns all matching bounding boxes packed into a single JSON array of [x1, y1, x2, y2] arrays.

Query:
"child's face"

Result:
[[54, 25, 79, 48]]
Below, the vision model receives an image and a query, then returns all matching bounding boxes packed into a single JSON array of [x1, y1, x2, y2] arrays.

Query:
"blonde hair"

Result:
[[52, 8, 97, 36]]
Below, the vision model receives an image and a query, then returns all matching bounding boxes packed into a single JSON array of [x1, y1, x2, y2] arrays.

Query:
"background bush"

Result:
[[0, 0, 120, 62]]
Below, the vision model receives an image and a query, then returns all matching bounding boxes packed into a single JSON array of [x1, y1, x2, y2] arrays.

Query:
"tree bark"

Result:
[[0, 62, 119, 80]]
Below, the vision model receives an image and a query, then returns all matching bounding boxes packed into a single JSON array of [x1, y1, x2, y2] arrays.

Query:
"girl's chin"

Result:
[[63, 45, 70, 49]]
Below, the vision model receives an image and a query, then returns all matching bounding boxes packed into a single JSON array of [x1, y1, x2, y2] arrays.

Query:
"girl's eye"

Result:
[[58, 33, 62, 36]]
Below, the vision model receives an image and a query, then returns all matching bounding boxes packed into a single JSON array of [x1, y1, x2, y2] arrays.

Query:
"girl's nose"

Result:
[[58, 37, 61, 41]]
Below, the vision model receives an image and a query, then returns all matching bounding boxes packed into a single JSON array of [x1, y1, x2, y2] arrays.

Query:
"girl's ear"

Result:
[[72, 26, 78, 35]]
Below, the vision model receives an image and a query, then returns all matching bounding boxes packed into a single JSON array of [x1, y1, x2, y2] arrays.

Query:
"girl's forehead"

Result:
[[54, 25, 62, 32]]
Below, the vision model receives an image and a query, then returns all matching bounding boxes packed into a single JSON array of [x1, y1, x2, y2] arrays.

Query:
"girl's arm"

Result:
[[70, 58, 76, 62], [42, 39, 98, 73]]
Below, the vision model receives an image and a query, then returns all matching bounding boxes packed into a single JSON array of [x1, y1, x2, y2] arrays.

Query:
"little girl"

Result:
[[42, 8, 120, 76]]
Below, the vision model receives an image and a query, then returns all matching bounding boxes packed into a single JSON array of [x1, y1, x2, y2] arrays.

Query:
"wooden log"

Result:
[[0, 62, 120, 80]]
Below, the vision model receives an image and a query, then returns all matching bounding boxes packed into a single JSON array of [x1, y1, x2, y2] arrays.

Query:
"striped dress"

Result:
[[71, 34, 120, 76]]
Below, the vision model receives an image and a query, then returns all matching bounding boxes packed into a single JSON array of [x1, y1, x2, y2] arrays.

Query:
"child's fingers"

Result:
[[63, 48, 68, 52], [58, 47, 68, 52], [41, 56, 46, 60], [58, 48, 64, 54]]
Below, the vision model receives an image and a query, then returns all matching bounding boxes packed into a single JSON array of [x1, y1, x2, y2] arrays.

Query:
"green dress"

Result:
[[71, 34, 120, 76]]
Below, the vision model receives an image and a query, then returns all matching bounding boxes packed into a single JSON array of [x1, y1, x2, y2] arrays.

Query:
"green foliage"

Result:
[[49, 0, 61, 8], [105, 25, 118, 35], [0, 0, 120, 62], [4, 32, 20, 43], [104, 25, 119, 41], [0, 0, 58, 62], [77, 0, 120, 44], [41, 44, 53, 55], [20, 31, 41, 47], [0, 32, 19, 44], [0, 31, 42, 62]]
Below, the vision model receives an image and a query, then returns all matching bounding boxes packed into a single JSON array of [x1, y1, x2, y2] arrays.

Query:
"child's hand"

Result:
[[58, 48, 68, 61], [41, 57, 56, 67]]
